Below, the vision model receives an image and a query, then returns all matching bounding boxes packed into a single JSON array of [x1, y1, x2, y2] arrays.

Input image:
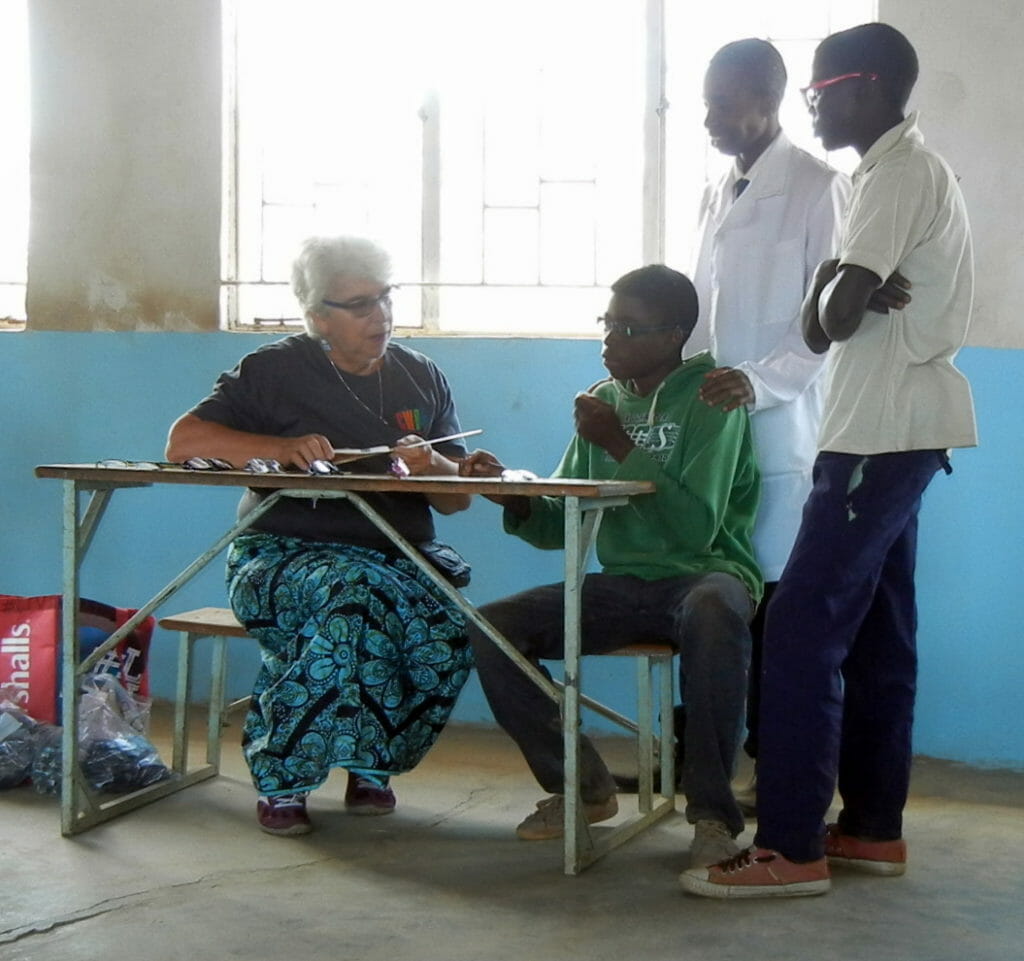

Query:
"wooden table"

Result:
[[35, 464, 669, 872]]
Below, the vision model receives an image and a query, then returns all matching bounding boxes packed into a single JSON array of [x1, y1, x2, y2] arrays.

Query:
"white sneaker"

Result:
[[689, 819, 739, 867], [515, 794, 619, 841]]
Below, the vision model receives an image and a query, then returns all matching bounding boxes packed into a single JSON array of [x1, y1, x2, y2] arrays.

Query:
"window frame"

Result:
[[221, 0, 874, 337]]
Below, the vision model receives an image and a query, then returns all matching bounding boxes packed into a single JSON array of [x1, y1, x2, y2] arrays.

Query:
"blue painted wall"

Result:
[[2, 333, 1020, 768]]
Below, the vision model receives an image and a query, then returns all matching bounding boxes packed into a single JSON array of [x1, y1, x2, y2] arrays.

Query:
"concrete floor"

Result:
[[3, 711, 1023, 961]]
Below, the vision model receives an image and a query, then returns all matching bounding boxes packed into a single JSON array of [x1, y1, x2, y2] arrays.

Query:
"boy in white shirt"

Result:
[[682, 21, 977, 899]]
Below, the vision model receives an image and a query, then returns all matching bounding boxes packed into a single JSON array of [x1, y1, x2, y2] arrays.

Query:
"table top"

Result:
[[35, 464, 655, 500]]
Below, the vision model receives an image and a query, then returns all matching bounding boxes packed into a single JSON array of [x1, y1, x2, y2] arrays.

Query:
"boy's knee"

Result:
[[678, 583, 745, 632]]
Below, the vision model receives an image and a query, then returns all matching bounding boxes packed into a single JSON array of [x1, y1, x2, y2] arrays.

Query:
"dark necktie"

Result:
[[733, 177, 750, 200]]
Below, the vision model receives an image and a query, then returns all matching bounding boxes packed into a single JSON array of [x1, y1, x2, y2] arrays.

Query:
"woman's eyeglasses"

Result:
[[321, 287, 395, 319]]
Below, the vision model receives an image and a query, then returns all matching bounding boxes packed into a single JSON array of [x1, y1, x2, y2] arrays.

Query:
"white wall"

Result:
[[881, 0, 1023, 347], [27, 0, 221, 331]]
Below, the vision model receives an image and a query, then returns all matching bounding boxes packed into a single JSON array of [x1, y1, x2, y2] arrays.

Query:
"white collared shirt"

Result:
[[821, 113, 978, 454]]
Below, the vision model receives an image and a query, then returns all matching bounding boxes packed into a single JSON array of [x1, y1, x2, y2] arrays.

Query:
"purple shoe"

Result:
[[344, 773, 396, 816], [257, 793, 312, 836]]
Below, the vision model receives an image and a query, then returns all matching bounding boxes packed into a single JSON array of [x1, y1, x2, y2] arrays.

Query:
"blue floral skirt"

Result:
[[226, 532, 471, 795]]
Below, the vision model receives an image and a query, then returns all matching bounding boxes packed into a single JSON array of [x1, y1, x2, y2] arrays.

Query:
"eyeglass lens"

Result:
[[322, 288, 393, 318], [597, 316, 677, 338]]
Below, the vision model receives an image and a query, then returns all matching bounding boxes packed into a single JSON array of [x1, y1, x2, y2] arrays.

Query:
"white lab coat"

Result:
[[688, 132, 851, 580]]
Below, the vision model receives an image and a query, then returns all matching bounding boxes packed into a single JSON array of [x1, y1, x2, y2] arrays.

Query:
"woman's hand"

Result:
[[275, 433, 336, 470], [392, 434, 440, 476], [391, 435, 470, 514]]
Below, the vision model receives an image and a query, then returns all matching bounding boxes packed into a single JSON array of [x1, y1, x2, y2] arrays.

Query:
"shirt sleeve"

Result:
[[839, 153, 931, 282], [188, 353, 272, 434], [501, 437, 581, 550]]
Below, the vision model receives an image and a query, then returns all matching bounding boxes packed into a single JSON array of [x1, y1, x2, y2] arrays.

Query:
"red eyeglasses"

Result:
[[801, 72, 879, 109]]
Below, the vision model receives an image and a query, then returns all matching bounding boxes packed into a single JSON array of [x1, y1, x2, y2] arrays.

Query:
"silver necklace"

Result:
[[326, 354, 388, 427]]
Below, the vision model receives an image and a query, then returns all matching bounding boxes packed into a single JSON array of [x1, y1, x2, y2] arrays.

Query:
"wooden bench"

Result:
[[598, 643, 676, 816], [158, 607, 676, 837], [158, 607, 254, 783]]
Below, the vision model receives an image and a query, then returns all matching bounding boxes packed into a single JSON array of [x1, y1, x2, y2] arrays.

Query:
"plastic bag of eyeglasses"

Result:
[[0, 686, 41, 788], [0, 683, 65, 793], [80, 675, 170, 793], [28, 722, 64, 795], [27, 676, 172, 797]]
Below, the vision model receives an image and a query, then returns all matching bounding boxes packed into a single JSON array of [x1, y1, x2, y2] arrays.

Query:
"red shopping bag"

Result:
[[0, 595, 152, 724]]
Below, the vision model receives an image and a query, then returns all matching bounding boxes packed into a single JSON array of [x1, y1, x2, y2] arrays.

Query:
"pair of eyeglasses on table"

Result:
[[96, 430, 485, 477], [95, 458, 341, 475]]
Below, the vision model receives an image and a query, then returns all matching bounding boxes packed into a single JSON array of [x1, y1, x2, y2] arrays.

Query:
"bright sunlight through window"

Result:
[[223, 0, 876, 336]]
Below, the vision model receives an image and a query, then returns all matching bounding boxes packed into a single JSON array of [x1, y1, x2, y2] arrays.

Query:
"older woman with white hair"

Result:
[[166, 235, 473, 836]]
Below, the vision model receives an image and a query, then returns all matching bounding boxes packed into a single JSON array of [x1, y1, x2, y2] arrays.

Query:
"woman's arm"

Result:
[[165, 413, 334, 470]]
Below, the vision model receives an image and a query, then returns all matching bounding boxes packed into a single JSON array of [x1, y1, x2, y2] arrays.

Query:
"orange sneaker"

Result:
[[825, 824, 907, 876], [680, 846, 831, 899]]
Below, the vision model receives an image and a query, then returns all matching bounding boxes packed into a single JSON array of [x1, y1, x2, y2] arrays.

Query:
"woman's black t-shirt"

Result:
[[189, 334, 466, 549]]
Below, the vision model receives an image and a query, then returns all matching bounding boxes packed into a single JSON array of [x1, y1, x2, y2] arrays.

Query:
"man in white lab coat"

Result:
[[688, 39, 850, 808]]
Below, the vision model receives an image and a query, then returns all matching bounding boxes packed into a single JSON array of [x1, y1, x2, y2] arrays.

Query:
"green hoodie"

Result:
[[505, 352, 763, 603]]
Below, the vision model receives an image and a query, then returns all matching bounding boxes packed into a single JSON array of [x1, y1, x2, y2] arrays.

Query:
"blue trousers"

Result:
[[754, 450, 947, 862]]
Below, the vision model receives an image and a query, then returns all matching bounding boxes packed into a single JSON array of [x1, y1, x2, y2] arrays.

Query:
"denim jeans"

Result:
[[755, 450, 946, 862], [469, 571, 753, 836]]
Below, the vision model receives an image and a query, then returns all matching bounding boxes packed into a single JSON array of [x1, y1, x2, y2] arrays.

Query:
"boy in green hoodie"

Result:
[[460, 265, 762, 867]]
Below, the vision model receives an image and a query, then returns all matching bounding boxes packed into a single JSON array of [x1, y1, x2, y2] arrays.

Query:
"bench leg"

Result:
[[636, 655, 654, 813], [207, 634, 229, 768], [634, 653, 676, 812], [658, 654, 675, 801], [172, 629, 196, 775], [173, 630, 230, 777]]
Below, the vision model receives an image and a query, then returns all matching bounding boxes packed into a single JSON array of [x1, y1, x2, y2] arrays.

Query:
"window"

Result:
[[223, 0, 875, 335], [0, 0, 29, 328]]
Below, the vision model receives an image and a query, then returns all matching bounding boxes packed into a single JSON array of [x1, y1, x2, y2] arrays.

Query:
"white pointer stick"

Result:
[[396, 428, 483, 450], [332, 429, 483, 461]]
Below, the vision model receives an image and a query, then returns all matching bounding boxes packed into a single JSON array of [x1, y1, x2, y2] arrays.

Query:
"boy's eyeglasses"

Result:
[[597, 316, 680, 339], [321, 286, 395, 318], [801, 72, 879, 109]]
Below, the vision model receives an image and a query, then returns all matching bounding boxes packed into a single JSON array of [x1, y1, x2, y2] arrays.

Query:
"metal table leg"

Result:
[[58, 484, 287, 836]]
